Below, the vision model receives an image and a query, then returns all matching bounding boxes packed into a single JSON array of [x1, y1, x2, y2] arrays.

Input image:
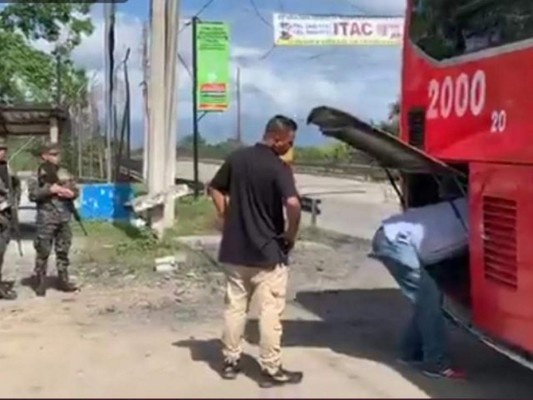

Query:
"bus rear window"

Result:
[[409, 0, 533, 61]]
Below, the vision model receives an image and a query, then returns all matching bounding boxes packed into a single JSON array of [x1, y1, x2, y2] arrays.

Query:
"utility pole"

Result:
[[104, 2, 115, 183], [191, 16, 200, 199], [163, 0, 179, 228], [147, 0, 167, 236], [236, 67, 242, 144]]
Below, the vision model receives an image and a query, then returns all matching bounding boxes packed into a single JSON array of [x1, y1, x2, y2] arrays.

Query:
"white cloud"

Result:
[[47, 6, 401, 144]]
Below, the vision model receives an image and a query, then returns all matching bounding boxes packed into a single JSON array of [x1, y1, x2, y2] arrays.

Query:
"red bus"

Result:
[[308, 0, 533, 370]]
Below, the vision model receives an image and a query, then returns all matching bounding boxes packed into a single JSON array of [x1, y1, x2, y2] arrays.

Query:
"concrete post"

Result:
[[147, 0, 167, 237], [163, 0, 179, 228]]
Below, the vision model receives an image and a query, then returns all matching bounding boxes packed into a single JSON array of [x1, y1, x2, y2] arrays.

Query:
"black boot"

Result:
[[35, 271, 47, 297], [57, 270, 78, 292], [0, 282, 17, 300], [259, 367, 303, 388], [220, 359, 241, 380]]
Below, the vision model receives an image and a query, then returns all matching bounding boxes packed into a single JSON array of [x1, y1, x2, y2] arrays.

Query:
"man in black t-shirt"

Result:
[[209, 115, 302, 388]]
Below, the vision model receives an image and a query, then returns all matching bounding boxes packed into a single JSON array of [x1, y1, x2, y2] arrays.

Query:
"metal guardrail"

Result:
[[119, 160, 206, 193], [175, 157, 395, 181], [121, 156, 397, 183], [301, 196, 322, 226]]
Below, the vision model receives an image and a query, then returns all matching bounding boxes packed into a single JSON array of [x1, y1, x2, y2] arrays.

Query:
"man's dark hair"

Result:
[[264, 115, 298, 134]]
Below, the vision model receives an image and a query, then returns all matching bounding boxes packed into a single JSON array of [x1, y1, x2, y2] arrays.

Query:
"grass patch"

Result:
[[132, 182, 147, 196], [169, 195, 217, 236], [72, 195, 219, 285]]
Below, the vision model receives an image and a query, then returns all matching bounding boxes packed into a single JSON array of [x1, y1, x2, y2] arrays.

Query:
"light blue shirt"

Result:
[[381, 198, 468, 265]]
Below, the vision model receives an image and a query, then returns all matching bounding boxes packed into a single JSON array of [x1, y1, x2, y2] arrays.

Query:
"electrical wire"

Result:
[[176, 0, 219, 79], [179, 0, 218, 33], [194, 0, 217, 18], [178, 53, 192, 78], [248, 0, 272, 28], [257, 44, 276, 60]]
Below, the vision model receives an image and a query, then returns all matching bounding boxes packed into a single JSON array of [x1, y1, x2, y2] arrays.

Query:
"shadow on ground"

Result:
[[177, 289, 533, 399], [19, 275, 66, 294]]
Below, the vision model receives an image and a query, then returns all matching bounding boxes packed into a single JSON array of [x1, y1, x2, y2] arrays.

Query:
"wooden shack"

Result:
[[0, 105, 68, 142]]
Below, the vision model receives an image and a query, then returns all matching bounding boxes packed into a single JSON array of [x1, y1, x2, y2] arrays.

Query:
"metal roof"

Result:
[[0, 105, 68, 136]]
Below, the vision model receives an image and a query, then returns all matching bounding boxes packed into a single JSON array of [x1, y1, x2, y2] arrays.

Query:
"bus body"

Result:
[[307, 0, 533, 369], [401, 0, 533, 360]]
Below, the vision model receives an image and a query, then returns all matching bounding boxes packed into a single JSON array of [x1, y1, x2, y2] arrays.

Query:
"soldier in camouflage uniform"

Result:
[[29, 142, 79, 297], [0, 136, 20, 300]]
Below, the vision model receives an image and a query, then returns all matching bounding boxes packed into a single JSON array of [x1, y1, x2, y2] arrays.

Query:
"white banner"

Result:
[[272, 13, 404, 46]]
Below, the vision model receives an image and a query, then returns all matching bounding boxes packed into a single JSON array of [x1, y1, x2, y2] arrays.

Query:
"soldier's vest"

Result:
[[36, 164, 73, 223]]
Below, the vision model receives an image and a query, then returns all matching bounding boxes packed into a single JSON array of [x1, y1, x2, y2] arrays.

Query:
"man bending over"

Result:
[[370, 197, 468, 379]]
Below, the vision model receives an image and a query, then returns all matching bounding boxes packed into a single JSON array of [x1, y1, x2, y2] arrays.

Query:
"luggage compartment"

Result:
[[470, 162, 533, 353], [402, 169, 471, 316], [306, 105, 533, 365]]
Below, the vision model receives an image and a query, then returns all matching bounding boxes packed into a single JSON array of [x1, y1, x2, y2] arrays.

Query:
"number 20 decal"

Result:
[[491, 110, 506, 133], [427, 70, 486, 120]]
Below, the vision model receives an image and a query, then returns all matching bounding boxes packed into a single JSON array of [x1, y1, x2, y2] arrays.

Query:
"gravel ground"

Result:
[[1, 224, 533, 397]]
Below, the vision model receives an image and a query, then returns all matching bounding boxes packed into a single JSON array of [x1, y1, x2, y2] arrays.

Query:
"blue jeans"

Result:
[[370, 228, 450, 370]]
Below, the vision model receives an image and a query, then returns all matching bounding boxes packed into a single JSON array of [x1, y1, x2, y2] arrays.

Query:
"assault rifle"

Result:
[[38, 163, 88, 236]]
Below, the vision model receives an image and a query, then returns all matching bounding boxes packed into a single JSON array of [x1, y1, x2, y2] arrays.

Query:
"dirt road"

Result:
[[1, 226, 533, 398]]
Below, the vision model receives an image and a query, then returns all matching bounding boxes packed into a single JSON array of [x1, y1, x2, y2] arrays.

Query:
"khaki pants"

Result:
[[222, 264, 289, 373]]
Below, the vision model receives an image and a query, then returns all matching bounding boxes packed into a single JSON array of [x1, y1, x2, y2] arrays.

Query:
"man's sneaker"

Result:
[[259, 367, 303, 388], [220, 360, 241, 380], [422, 366, 466, 380]]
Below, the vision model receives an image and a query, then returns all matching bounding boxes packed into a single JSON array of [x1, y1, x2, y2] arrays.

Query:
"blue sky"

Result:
[[68, 0, 405, 147]]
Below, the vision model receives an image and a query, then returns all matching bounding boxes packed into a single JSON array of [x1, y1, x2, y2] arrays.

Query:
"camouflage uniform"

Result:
[[28, 143, 79, 296], [0, 136, 19, 300]]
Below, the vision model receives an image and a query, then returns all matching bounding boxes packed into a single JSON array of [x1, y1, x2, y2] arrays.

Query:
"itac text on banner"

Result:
[[272, 13, 404, 46]]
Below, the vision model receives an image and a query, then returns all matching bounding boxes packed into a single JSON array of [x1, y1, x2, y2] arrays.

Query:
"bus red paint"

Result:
[[401, 0, 533, 366], [308, 0, 533, 370]]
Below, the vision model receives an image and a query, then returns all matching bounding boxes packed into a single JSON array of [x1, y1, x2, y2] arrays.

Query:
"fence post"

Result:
[[311, 198, 318, 227]]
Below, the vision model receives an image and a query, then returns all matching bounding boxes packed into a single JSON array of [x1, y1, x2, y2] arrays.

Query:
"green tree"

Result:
[[378, 99, 400, 136], [0, 3, 92, 47], [179, 134, 207, 151], [0, 3, 94, 104]]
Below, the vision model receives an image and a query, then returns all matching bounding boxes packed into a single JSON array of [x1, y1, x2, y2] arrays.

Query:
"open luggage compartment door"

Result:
[[307, 106, 465, 178]]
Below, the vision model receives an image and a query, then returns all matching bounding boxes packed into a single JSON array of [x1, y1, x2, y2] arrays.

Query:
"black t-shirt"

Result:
[[210, 143, 298, 268]]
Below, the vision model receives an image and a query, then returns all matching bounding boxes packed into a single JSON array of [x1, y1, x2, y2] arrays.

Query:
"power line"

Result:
[[248, 0, 272, 28], [191, 0, 217, 19], [179, 0, 218, 33], [258, 44, 276, 60], [176, 0, 219, 80], [178, 53, 192, 78]]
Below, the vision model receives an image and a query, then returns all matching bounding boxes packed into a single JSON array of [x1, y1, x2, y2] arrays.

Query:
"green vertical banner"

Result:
[[196, 22, 230, 112]]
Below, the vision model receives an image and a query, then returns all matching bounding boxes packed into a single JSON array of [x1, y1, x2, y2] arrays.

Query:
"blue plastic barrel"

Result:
[[79, 183, 133, 221]]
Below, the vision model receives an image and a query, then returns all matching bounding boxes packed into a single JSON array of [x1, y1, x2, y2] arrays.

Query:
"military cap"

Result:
[[39, 141, 60, 155], [0, 136, 8, 149]]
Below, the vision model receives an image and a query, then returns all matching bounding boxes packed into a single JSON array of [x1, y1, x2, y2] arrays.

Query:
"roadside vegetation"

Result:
[[71, 196, 220, 287]]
